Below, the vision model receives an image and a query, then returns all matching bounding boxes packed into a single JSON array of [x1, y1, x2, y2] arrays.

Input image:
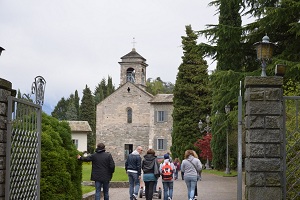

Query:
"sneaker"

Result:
[[168, 197, 172, 200], [132, 194, 137, 200], [194, 196, 198, 200]]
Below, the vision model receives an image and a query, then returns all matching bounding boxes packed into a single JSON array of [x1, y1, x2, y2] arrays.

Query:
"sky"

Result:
[[0, 0, 220, 114]]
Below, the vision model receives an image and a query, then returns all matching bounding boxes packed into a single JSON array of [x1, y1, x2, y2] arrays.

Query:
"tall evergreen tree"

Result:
[[66, 100, 78, 120], [107, 76, 115, 97], [74, 90, 80, 118], [79, 85, 96, 153], [171, 25, 211, 161], [197, 0, 245, 170], [199, 0, 244, 71]]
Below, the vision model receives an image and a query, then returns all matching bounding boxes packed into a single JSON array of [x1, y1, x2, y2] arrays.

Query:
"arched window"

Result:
[[126, 68, 135, 83], [127, 108, 132, 123]]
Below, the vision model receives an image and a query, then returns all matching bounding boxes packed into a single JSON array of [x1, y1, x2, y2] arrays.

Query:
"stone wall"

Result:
[[244, 76, 284, 200], [149, 103, 173, 155], [0, 78, 16, 200], [96, 82, 153, 162]]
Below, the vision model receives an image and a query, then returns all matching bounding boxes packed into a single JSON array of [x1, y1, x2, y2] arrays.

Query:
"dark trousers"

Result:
[[144, 181, 156, 200]]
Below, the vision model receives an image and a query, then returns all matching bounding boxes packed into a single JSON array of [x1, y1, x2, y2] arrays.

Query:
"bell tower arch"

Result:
[[119, 48, 147, 89]]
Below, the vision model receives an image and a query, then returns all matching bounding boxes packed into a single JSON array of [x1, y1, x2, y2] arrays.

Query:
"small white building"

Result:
[[68, 121, 92, 152]]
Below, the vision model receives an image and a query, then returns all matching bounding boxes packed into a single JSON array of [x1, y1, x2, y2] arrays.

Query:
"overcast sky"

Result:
[[0, 0, 220, 114]]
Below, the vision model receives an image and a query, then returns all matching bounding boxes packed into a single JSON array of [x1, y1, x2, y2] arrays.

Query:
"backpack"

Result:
[[161, 162, 173, 180]]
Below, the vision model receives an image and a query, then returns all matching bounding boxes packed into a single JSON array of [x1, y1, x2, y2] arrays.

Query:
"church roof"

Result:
[[149, 94, 173, 103], [67, 121, 92, 132], [121, 48, 146, 61]]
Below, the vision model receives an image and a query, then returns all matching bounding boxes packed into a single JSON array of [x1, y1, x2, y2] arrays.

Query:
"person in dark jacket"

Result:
[[125, 146, 143, 200], [142, 149, 159, 200], [78, 143, 115, 200]]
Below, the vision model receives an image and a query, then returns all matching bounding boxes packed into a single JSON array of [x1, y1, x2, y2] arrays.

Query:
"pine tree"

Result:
[[79, 85, 96, 153], [171, 25, 211, 161]]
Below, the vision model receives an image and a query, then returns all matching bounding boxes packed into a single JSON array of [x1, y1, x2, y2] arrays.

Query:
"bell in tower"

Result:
[[119, 48, 148, 90]]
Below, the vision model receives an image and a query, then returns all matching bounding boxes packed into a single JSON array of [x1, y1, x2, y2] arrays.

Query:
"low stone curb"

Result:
[[82, 181, 129, 200]]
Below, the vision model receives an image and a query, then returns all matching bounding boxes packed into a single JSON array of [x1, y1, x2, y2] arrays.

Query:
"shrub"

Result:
[[40, 114, 82, 200]]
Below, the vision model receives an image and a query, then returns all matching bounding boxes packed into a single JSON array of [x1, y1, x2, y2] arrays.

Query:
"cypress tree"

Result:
[[171, 25, 211, 161], [107, 75, 115, 97], [79, 85, 96, 153], [74, 90, 80, 118]]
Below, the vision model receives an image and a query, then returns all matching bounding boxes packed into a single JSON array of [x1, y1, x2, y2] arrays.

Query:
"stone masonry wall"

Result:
[[149, 103, 173, 156], [96, 82, 152, 162], [244, 76, 284, 200], [0, 78, 16, 200]]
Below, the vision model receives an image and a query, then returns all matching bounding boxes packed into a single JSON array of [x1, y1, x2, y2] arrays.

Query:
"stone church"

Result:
[[96, 48, 173, 162]]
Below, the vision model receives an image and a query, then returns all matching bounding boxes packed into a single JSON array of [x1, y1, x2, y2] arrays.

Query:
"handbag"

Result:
[[154, 161, 160, 178], [188, 160, 202, 176]]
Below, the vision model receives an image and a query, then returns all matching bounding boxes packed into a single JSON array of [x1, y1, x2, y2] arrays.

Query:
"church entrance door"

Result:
[[124, 144, 133, 160]]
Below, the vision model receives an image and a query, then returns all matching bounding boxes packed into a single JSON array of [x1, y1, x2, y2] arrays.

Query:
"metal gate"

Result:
[[283, 96, 300, 200], [5, 96, 42, 200]]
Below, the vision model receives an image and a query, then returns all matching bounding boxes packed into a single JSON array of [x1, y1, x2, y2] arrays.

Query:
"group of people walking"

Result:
[[125, 146, 202, 200], [78, 143, 202, 200]]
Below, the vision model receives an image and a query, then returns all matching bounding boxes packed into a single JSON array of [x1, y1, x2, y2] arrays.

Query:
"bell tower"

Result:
[[119, 48, 147, 89]]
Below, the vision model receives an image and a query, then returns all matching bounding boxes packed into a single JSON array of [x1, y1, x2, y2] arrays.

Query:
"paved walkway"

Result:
[[108, 172, 245, 200]]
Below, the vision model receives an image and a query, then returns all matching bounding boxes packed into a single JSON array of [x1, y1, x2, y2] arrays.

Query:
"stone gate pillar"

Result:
[[244, 76, 284, 200], [0, 78, 16, 200]]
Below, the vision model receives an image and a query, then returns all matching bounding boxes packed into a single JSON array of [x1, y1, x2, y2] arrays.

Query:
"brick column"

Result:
[[244, 76, 284, 200], [0, 78, 16, 200]]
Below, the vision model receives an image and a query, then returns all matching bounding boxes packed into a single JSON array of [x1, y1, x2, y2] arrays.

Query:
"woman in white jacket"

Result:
[[181, 150, 202, 200]]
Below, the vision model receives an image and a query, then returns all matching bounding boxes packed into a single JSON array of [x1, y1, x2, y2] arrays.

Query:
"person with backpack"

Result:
[[159, 153, 176, 200]]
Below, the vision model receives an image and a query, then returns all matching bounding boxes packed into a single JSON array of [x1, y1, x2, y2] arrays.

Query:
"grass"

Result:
[[82, 163, 128, 181], [81, 163, 128, 194], [202, 169, 237, 177]]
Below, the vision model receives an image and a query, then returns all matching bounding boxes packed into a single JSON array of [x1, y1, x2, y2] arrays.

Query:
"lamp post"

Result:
[[198, 115, 211, 169], [225, 105, 231, 174], [253, 34, 276, 77]]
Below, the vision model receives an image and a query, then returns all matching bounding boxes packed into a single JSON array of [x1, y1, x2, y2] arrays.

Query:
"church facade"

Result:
[[96, 48, 173, 162]]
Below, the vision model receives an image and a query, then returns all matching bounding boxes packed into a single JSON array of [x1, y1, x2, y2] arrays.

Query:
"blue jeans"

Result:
[[95, 181, 110, 200], [128, 172, 140, 200], [184, 176, 197, 199], [162, 182, 173, 200]]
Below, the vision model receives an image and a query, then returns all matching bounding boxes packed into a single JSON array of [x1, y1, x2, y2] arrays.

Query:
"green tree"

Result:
[[66, 100, 78, 120], [41, 114, 81, 200], [199, 0, 246, 71], [52, 93, 80, 121], [80, 85, 96, 153], [94, 76, 115, 105], [74, 90, 80, 118], [107, 75, 115, 96], [242, 0, 300, 80], [51, 97, 67, 120], [146, 77, 174, 95], [171, 25, 211, 161]]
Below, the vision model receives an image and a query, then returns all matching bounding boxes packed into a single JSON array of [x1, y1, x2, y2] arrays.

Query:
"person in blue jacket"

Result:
[[125, 146, 143, 200]]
